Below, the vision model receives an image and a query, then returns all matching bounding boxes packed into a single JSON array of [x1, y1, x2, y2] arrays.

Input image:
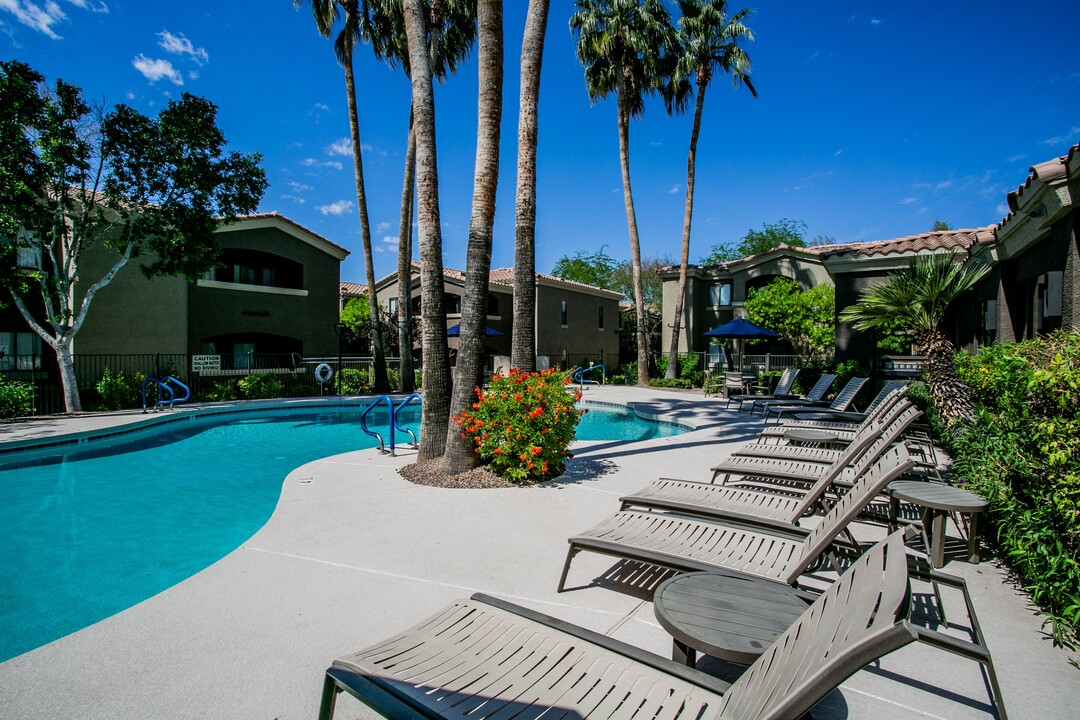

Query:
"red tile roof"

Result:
[[233, 212, 348, 255], [815, 228, 988, 259], [339, 281, 367, 297], [996, 141, 1079, 229]]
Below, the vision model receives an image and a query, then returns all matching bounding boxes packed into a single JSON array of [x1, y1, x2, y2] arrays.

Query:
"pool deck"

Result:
[[1, 386, 1077, 719]]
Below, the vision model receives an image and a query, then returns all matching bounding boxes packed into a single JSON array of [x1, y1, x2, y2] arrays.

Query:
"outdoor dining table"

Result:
[[888, 480, 987, 568]]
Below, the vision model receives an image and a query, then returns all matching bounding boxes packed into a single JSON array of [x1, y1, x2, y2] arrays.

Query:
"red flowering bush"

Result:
[[453, 368, 584, 483]]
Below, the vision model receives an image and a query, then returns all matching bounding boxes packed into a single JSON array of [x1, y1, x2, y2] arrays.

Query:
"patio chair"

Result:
[[621, 405, 920, 529], [762, 376, 867, 423], [755, 383, 911, 444], [749, 373, 836, 416], [724, 367, 799, 411], [318, 531, 928, 720], [557, 443, 915, 592], [789, 380, 909, 423]]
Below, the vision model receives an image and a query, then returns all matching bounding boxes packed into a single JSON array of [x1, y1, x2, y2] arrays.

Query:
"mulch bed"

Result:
[[399, 461, 516, 489]]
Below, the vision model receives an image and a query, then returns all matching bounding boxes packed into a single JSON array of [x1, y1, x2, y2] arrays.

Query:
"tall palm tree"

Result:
[[402, 0, 452, 461], [664, 0, 756, 379], [838, 250, 990, 425], [443, 0, 502, 476], [571, 0, 675, 386], [365, 0, 476, 393], [511, 0, 551, 372], [296, 0, 390, 393]]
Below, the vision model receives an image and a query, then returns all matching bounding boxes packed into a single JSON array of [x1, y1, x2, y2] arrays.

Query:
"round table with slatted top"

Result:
[[888, 480, 987, 568], [782, 428, 843, 448], [652, 571, 811, 666]]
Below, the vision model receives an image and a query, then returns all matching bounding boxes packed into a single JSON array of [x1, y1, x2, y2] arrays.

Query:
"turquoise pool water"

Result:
[[0, 403, 684, 662]]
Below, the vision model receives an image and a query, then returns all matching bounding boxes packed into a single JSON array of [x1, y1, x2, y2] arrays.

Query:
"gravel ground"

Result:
[[399, 461, 516, 489]]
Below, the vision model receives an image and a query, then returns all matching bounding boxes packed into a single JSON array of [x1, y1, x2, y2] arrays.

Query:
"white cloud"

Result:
[[125, 89, 135, 99], [935, 180, 954, 191], [668, 185, 680, 194], [376, 221, 391, 232], [288, 180, 313, 192], [870, 18, 882, 25], [382, 235, 398, 244], [327, 138, 352, 156], [65, 0, 108, 11], [157, 29, 208, 65], [132, 54, 183, 85], [313, 102, 330, 111], [1043, 127, 1080, 146], [188, 70, 199, 80], [1006, 153, 1025, 163], [996, 202, 1009, 217], [301, 157, 343, 171], [833, 148, 843, 157], [280, 194, 306, 204], [900, 197, 918, 205], [318, 200, 353, 216], [0, 0, 68, 39]]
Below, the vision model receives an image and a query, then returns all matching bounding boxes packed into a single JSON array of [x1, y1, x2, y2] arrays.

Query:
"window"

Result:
[[446, 293, 462, 314], [560, 300, 568, 326], [487, 293, 500, 317], [0, 331, 42, 371], [598, 305, 604, 330], [388, 297, 398, 316], [709, 282, 732, 307], [213, 249, 302, 289]]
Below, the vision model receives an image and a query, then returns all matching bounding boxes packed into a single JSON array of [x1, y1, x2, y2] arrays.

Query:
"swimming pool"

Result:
[[0, 402, 685, 661]]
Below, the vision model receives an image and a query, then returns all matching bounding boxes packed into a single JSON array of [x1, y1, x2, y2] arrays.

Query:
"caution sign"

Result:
[[192, 354, 221, 373]]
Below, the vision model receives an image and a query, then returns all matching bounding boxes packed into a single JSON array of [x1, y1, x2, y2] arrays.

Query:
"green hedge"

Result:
[[948, 329, 1080, 646], [0, 377, 34, 419]]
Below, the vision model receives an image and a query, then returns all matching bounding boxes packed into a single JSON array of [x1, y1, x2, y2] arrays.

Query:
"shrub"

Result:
[[648, 378, 693, 389], [655, 353, 700, 384], [200, 380, 238, 402], [237, 373, 284, 400], [94, 368, 145, 410], [453, 368, 583, 484], [0, 378, 34, 419], [337, 368, 370, 395], [947, 329, 1080, 647]]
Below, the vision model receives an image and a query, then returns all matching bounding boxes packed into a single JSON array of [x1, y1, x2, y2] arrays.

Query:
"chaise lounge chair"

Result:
[[557, 444, 915, 593], [749, 373, 836, 416], [725, 367, 799, 411], [761, 375, 866, 423], [788, 380, 909, 424], [318, 530, 934, 720], [755, 383, 910, 445]]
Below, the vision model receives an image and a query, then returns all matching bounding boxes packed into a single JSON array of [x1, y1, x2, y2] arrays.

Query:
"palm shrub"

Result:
[[838, 250, 989, 426], [453, 368, 583, 484], [949, 329, 1080, 646]]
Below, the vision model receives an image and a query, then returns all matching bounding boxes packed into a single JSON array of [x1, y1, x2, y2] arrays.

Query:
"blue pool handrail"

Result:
[[392, 393, 422, 450], [141, 375, 192, 412], [360, 395, 395, 455], [573, 364, 605, 385]]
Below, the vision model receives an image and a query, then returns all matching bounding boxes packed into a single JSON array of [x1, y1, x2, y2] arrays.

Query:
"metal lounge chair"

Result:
[[762, 376, 866, 423], [621, 406, 920, 529], [789, 380, 909, 424], [749, 373, 836, 417], [724, 367, 798, 411], [557, 444, 915, 592], [755, 383, 910, 445], [318, 530, 923, 720]]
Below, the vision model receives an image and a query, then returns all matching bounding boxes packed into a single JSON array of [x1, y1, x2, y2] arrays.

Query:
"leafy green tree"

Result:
[[702, 217, 807, 264], [571, 0, 677, 387], [838, 250, 990, 425], [664, 0, 756, 378], [550, 246, 619, 288], [931, 219, 953, 231], [0, 61, 265, 412], [340, 296, 401, 353], [745, 277, 834, 356]]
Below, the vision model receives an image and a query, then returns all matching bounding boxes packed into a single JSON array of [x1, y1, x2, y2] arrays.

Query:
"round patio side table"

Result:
[[652, 571, 809, 666], [888, 480, 987, 568]]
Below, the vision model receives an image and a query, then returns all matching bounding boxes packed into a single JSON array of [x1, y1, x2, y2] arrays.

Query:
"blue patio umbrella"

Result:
[[446, 323, 503, 337], [702, 317, 779, 339], [703, 317, 779, 370]]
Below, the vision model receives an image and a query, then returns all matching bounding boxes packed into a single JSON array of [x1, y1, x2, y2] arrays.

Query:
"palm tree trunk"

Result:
[[616, 90, 649, 387], [343, 49, 390, 393], [443, 0, 503, 476], [919, 329, 978, 425], [666, 81, 707, 380], [511, 0, 549, 373], [404, 0, 451, 462], [397, 109, 417, 393]]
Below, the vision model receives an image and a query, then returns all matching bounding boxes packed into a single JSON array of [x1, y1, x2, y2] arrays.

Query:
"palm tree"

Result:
[[365, 0, 476, 393], [511, 0, 551, 372], [838, 251, 991, 425], [664, 0, 756, 379], [402, 0, 452, 461], [571, 0, 675, 387], [442, 0, 503, 475], [296, 0, 391, 393]]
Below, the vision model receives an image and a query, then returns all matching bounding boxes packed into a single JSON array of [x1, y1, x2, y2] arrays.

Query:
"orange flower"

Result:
[[495, 448, 503, 455], [530, 445, 543, 456]]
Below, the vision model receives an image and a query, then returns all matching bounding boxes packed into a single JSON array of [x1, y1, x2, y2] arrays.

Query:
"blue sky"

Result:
[[3, 1, 1079, 285]]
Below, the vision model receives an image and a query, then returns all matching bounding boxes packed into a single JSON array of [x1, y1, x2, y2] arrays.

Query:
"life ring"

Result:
[[314, 363, 334, 383]]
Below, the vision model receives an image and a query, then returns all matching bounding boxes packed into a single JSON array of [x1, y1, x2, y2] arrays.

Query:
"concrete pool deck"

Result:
[[0, 386, 1076, 718]]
